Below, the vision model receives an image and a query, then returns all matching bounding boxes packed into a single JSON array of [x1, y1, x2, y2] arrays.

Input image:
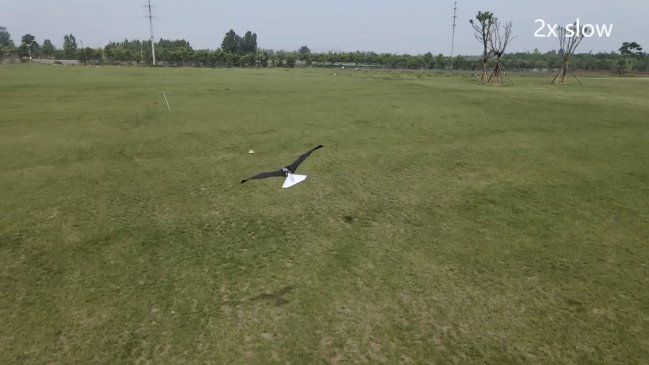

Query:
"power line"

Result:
[[450, 1, 458, 69], [146, 0, 156, 66]]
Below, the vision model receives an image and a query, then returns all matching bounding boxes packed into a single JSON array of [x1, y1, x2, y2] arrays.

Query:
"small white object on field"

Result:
[[341, 66, 345, 69], [162, 91, 171, 112], [249, 149, 255, 154]]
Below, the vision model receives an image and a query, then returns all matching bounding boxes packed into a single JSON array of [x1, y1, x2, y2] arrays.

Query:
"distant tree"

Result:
[[78, 46, 86, 64], [258, 51, 269, 67], [241, 31, 257, 54], [285, 53, 296, 68], [211, 49, 224, 65], [273, 51, 286, 67], [619, 42, 643, 56], [19, 34, 36, 59], [21, 34, 35, 45], [452, 55, 465, 69], [422, 52, 433, 69], [192, 49, 211, 66], [240, 53, 256, 67], [30, 41, 42, 58], [618, 57, 636, 75], [297, 45, 312, 65], [220, 30, 258, 55], [618, 42, 643, 75], [152, 38, 193, 65], [470, 11, 495, 83], [63, 34, 77, 59], [250, 32, 258, 54], [0, 26, 14, 48], [52, 49, 64, 60], [435, 53, 446, 69], [41, 39, 55, 58], [221, 29, 241, 54]]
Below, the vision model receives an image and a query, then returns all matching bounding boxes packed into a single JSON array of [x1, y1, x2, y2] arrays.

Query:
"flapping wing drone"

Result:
[[241, 145, 323, 188]]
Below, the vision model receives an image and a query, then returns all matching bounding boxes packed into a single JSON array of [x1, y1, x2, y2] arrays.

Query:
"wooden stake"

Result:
[[163, 91, 171, 112]]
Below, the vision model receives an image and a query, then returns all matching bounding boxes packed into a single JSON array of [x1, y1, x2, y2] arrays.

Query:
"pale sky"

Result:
[[1, 0, 647, 54]]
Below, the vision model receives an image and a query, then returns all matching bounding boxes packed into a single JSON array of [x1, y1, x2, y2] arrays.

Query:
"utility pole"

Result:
[[147, 0, 156, 66], [450, 1, 458, 69]]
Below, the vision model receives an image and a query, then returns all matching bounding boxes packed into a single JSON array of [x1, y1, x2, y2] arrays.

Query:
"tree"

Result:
[[618, 42, 643, 75], [42, 39, 55, 58], [240, 53, 256, 67], [285, 54, 296, 68], [192, 49, 212, 66], [470, 11, 495, 83], [422, 52, 433, 69], [63, 34, 77, 59], [221, 29, 241, 54], [241, 31, 257, 54], [619, 42, 643, 56], [486, 18, 514, 85], [551, 22, 585, 85], [20, 34, 36, 59], [435, 53, 446, 69], [0, 26, 14, 48], [221, 30, 257, 55], [258, 51, 269, 67], [30, 41, 42, 58], [297, 46, 312, 65], [618, 57, 636, 75]]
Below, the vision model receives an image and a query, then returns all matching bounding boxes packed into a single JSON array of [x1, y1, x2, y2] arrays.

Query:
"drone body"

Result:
[[282, 173, 307, 189]]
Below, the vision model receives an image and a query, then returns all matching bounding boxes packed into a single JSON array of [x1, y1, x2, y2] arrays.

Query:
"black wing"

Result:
[[286, 145, 323, 173], [241, 169, 285, 184]]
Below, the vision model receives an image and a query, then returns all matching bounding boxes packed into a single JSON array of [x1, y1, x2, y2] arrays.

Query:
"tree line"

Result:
[[1, 26, 647, 72]]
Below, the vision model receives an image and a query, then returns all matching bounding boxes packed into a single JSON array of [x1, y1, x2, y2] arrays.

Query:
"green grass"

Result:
[[1, 64, 648, 364]]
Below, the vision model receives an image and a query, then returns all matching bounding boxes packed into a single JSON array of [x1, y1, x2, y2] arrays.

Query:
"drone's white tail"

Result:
[[282, 173, 307, 189]]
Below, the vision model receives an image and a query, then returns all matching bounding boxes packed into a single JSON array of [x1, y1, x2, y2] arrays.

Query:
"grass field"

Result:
[[1, 64, 648, 364]]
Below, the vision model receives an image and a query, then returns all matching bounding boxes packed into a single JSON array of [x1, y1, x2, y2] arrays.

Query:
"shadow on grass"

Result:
[[250, 285, 296, 307]]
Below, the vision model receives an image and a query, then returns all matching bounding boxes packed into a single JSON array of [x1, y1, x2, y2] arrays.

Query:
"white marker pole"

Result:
[[162, 91, 171, 112]]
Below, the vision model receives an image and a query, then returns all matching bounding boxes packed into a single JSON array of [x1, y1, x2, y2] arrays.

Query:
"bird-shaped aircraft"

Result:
[[241, 145, 323, 188]]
